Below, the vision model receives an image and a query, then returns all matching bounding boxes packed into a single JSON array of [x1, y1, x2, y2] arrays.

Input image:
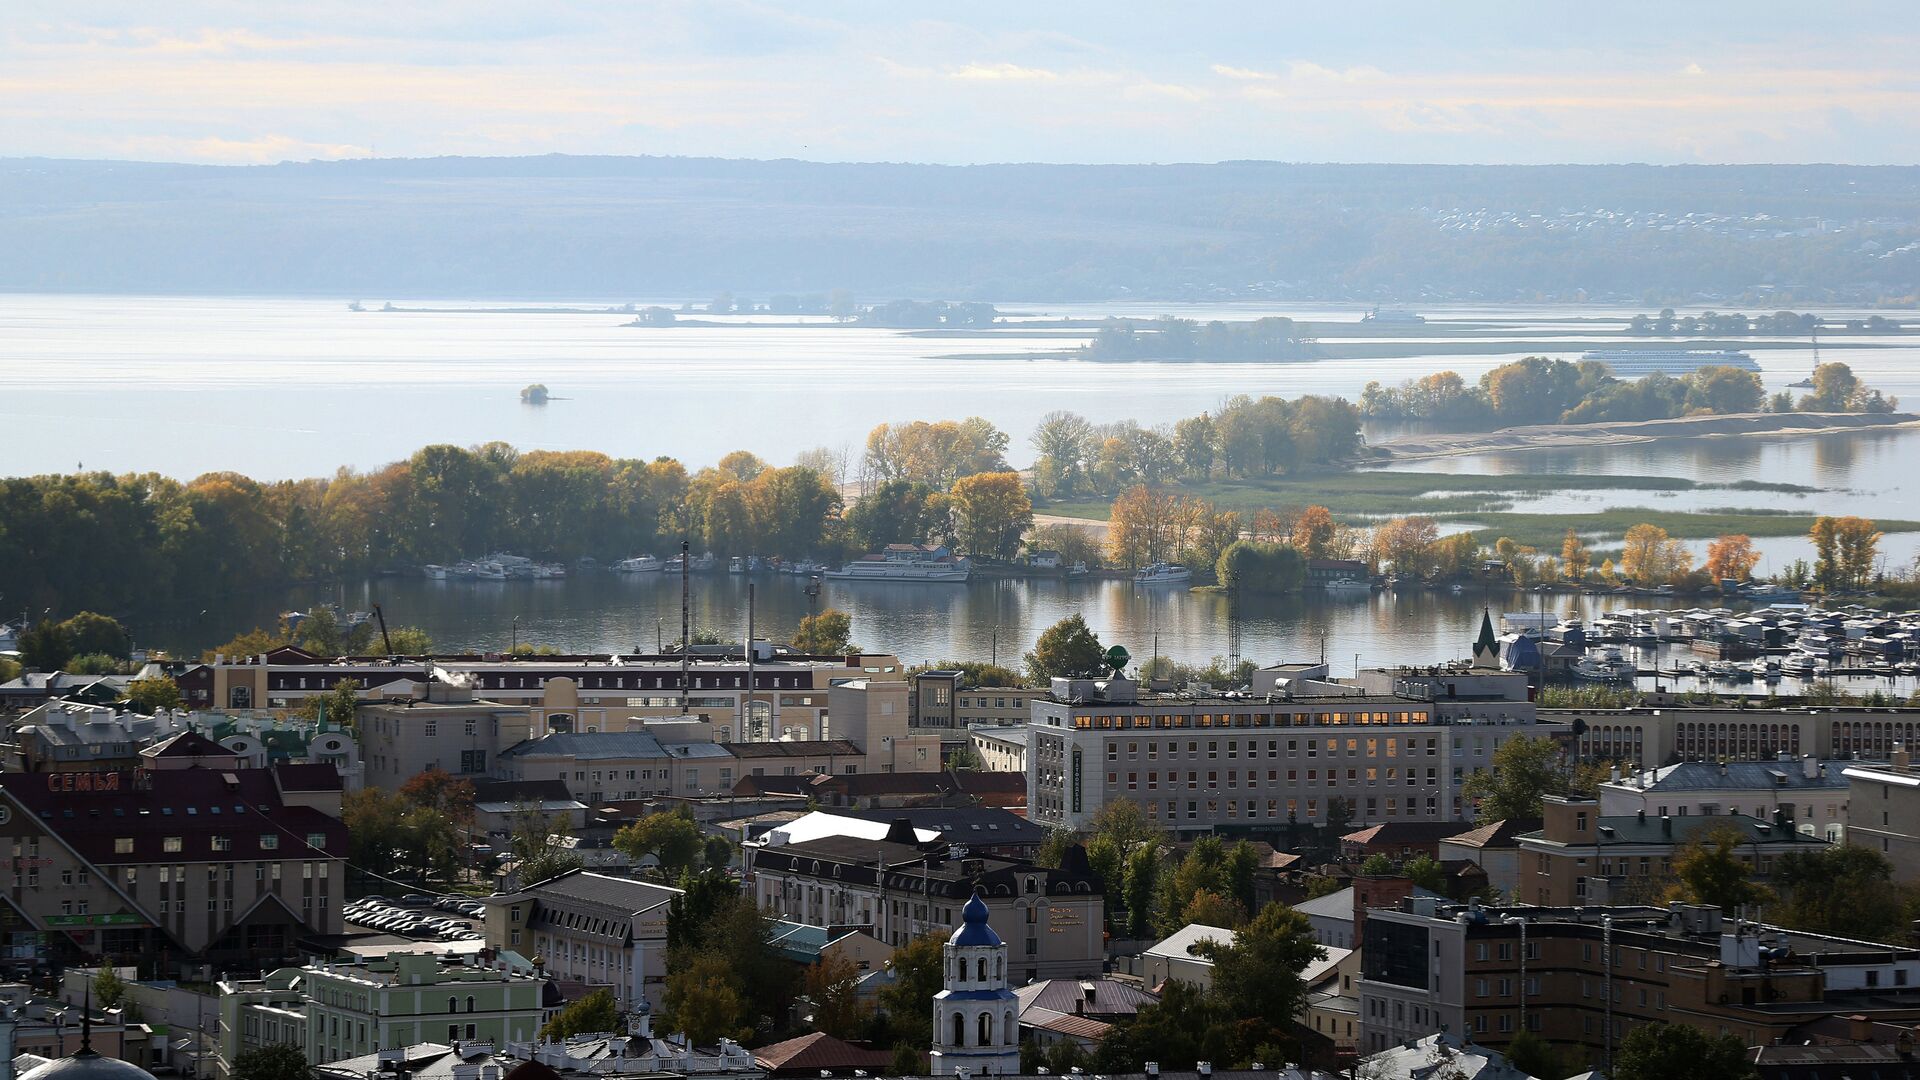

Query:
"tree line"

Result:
[[1075, 316, 1313, 361], [1029, 394, 1364, 501], [1625, 308, 1906, 336], [1363, 358, 1895, 428]]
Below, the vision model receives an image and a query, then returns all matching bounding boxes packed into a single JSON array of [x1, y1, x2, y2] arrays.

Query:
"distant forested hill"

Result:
[[1, 156, 1916, 303]]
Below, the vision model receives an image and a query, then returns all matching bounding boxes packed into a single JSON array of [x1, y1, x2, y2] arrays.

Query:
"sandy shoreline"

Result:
[[1371, 411, 1920, 461]]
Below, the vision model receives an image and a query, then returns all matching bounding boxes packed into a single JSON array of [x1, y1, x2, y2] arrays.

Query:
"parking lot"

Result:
[[343, 894, 487, 943]]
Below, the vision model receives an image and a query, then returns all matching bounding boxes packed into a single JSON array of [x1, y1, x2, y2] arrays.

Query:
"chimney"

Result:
[[1805, 755, 1820, 780], [1850, 1014, 1875, 1043], [1897, 744, 1912, 770]]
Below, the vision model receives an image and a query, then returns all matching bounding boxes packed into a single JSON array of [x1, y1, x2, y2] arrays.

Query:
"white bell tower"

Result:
[[930, 893, 1021, 1077]]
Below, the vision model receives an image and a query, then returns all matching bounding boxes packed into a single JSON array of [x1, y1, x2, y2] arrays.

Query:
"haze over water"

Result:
[[4, 294, 1917, 480]]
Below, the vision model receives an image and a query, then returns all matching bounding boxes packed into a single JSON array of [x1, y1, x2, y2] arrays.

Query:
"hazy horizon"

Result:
[[8, 2, 1920, 168]]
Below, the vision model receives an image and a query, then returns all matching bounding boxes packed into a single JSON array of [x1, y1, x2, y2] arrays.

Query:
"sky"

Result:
[[6, 1, 1920, 167]]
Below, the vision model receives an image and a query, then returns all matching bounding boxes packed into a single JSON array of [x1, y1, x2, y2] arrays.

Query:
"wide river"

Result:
[[5, 294, 1918, 672]]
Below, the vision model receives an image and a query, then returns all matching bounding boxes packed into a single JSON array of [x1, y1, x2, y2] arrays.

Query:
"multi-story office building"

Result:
[[1599, 754, 1855, 841], [303, 952, 546, 1066], [969, 727, 1028, 774], [911, 672, 1046, 730], [216, 967, 308, 1077], [481, 869, 681, 1013], [1513, 795, 1827, 907], [750, 828, 1104, 982], [0, 763, 346, 974], [1028, 665, 1547, 835], [1360, 899, 1920, 1062]]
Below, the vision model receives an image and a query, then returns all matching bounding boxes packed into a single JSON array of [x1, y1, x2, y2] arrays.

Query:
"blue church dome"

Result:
[[949, 893, 1002, 947]]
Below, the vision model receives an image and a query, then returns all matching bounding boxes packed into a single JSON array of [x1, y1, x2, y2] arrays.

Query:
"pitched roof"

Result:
[[723, 739, 861, 759], [751, 1032, 894, 1073], [499, 731, 672, 760], [1519, 812, 1830, 849], [1144, 923, 1235, 963], [1441, 818, 1542, 850], [139, 730, 235, 759], [1013, 978, 1158, 1018], [1294, 885, 1444, 922], [0, 766, 346, 865], [1341, 821, 1472, 845], [494, 869, 681, 913]]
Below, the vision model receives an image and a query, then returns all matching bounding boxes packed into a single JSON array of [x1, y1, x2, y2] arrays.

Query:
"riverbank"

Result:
[[1372, 410, 1920, 460]]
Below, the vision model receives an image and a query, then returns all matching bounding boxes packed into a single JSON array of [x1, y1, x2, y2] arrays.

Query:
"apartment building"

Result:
[[969, 727, 1028, 773], [1027, 665, 1545, 836], [303, 952, 546, 1066], [1843, 747, 1920, 879], [1554, 704, 1920, 768], [216, 968, 308, 1077], [0, 763, 346, 974], [1360, 899, 1920, 1062], [1599, 754, 1855, 841], [751, 829, 1104, 982], [481, 869, 681, 1013], [1513, 795, 1828, 906]]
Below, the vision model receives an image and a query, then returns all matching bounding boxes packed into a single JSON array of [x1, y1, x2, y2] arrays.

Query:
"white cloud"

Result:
[[949, 62, 1060, 81], [1127, 81, 1209, 102], [1210, 63, 1277, 81], [120, 133, 372, 162], [1682, 62, 1706, 75]]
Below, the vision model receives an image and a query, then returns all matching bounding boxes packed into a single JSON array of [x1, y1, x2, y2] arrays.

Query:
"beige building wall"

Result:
[[1845, 762, 1920, 881], [356, 695, 532, 789]]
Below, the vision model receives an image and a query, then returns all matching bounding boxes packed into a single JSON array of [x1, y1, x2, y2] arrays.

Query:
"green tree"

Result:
[[0, 657, 18, 684], [92, 966, 127, 1008], [889, 1046, 924, 1075], [508, 804, 583, 885], [384, 626, 434, 654], [1358, 852, 1397, 876], [1200, 901, 1323, 1030], [295, 678, 363, 729], [845, 480, 942, 550], [613, 808, 705, 877], [792, 609, 857, 654], [1461, 735, 1571, 821], [66, 653, 122, 675], [1215, 540, 1306, 594], [1671, 824, 1771, 912], [231, 1043, 312, 1080], [1612, 1022, 1757, 1080], [1771, 845, 1911, 941], [1024, 614, 1106, 683], [1401, 854, 1447, 893], [876, 932, 946, 1045], [125, 675, 184, 713], [1502, 1030, 1567, 1080], [59, 611, 131, 659], [1799, 362, 1862, 412], [916, 659, 1026, 688], [665, 952, 750, 1044], [947, 741, 983, 771], [539, 988, 619, 1040], [18, 620, 73, 672], [1121, 844, 1161, 939]]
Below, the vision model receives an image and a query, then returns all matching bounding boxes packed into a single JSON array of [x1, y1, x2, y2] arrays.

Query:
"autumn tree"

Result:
[[949, 471, 1033, 559], [1180, 890, 1247, 929], [398, 768, 476, 828], [803, 953, 871, 1038], [1810, 515, 1882, 590], [792, 609, 857, 654], [1107, 485, 1181, 567], [1373, 516, 1441, 578], [1560, 529, 1591, 581], [1705, 534, 1761, 582], [1620, 523, 1692, 584], [1290, 505, 1338, 559]]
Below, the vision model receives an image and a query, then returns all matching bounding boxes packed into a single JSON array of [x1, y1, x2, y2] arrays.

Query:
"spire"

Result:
[[78, 983, 95, 1057], [1473, 607, 1499, 668]]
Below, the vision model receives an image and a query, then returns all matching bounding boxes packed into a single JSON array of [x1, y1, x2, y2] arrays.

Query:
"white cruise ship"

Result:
[[824, 544, 971, 582], [1579, 349, 1761, 377]]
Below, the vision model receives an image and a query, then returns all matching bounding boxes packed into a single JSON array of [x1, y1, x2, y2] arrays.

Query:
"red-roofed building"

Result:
[[0, 763, 346, 976], [752, 1032, 897, 1077]]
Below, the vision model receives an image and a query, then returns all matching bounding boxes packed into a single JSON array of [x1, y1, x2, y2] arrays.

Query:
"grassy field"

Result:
[[1038, 471, 1909, 550]]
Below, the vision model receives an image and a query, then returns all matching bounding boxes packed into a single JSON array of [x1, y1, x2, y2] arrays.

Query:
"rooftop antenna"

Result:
[[680, 539, 691, 714]]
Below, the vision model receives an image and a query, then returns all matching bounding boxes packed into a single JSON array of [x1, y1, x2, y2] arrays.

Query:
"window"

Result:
[[113, 838, 133, 854], [162, 836, 183, 852], [211, 836, 232, 852], [261, 834, 279, 850]]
